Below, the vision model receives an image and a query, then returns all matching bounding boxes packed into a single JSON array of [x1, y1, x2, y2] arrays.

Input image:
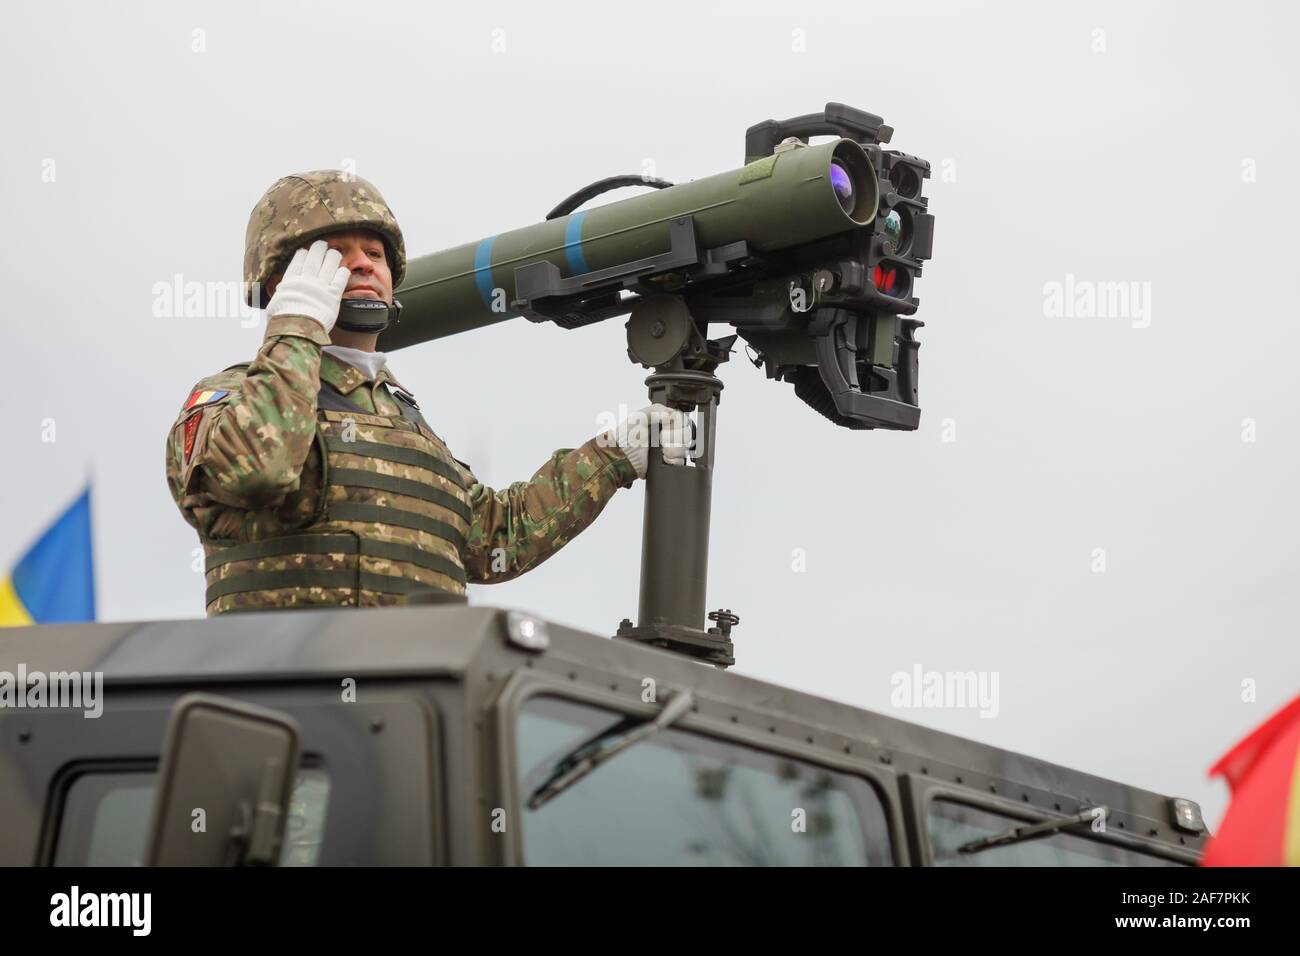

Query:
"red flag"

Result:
[[1201, 695, 1300, 866]]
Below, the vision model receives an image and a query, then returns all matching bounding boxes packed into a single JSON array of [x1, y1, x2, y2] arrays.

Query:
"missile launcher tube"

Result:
[[380, 138, 878, 349]]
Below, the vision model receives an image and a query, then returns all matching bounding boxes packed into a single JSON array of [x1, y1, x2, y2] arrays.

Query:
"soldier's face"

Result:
[[327, 229, 394, 304], [266, 229, 394, 304]]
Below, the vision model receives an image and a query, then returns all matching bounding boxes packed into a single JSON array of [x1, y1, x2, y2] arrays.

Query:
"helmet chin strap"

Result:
[[336, 297, 402, 333]]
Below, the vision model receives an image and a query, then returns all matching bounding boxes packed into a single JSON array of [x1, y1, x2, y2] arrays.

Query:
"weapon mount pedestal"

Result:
[[615, 296, 738, 668]]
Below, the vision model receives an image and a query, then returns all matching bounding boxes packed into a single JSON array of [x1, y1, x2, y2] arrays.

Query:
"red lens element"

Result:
[[885, 269, 897, 293], [873, 264, 884, 290]]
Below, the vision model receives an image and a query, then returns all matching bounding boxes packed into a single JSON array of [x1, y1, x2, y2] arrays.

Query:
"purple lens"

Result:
[[830, 161, 854, 213]]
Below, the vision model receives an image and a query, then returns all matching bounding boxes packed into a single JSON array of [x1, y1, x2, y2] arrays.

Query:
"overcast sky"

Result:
[[3, 0, 1298, 830]]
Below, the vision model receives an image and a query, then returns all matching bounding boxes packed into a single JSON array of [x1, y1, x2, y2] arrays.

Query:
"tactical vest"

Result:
[[202, 377, 473, 613]]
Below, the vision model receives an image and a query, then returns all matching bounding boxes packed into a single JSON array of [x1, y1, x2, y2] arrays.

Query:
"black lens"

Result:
[[889, 162, 921, 199], [830, 161, 854, 213]]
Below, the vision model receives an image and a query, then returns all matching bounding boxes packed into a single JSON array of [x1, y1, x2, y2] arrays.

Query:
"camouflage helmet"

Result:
[[243, 170, 406, 305]]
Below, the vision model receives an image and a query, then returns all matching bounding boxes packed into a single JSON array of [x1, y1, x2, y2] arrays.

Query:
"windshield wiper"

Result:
[[956, 807, 1108, 856], [526, 690, 695, 811]]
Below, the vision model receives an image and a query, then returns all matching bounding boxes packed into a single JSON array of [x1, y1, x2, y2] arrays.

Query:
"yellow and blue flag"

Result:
[[0, 486, 95, 627]]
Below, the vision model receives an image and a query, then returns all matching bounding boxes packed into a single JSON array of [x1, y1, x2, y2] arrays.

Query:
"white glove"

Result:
[[265, 239, 350, 332], [608, 403, 690, 479]]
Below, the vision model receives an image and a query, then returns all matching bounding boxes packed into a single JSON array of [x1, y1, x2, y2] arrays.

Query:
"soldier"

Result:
[[166, 170, 687, 614]]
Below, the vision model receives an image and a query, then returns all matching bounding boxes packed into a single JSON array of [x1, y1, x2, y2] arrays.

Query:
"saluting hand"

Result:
[[265, 239, 351, 332]]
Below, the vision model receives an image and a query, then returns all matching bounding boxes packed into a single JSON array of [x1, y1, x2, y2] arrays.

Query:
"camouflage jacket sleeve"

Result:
[[165, 315, 330, 536], [460, 435, 639, 584]]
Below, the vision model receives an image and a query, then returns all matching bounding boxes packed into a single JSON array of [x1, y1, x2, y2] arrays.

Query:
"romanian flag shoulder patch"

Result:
[[183, 388, 230, 412]]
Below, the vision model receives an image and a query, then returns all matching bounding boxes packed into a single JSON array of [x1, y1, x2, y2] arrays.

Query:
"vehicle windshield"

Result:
[[928, 799, 1184, 866], [515, 695, 893, 866]]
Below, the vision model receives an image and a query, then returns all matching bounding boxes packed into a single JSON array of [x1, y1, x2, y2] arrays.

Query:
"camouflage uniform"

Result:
[[166, 170, 637, 615]]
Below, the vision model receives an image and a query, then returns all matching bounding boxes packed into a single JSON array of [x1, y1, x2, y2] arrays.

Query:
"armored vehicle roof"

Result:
[[0, 605, 1206, 864]]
